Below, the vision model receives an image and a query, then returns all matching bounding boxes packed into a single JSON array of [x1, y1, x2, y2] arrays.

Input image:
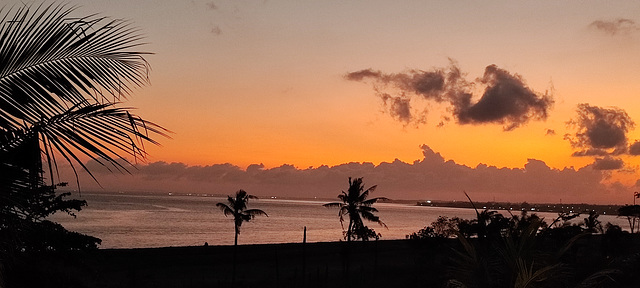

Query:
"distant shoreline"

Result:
[[63, 190, 627, 215]]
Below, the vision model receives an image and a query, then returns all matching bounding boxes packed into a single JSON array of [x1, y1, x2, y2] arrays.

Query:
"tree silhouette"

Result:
[[216, 190, 268, 246], [323, 177, 388, 241], [618, 205, 640, 233], [583, 211, 603, 234], [0, 3, 166, 253]]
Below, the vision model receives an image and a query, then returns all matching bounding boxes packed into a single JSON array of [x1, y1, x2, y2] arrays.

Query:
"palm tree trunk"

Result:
[[234, 226, 238, 246], [233, 222, 238, 287]]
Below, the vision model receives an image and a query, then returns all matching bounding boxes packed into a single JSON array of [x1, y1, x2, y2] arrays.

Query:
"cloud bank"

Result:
[[65, 145, 627, 204], [346, 62, 553, 130]]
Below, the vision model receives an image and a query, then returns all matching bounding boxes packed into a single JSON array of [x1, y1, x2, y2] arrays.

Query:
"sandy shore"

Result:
[[7, 235, 640, 288]]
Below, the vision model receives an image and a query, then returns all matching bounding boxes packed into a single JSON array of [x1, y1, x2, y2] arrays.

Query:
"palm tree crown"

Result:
[[0, 3, 167, 253], [216, 189, 268, 246], [323, 177, 388, 241], [0, 3, 168, 192]]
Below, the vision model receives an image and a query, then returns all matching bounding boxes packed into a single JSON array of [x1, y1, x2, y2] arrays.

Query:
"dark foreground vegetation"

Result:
[[4, 235, 640, 288]]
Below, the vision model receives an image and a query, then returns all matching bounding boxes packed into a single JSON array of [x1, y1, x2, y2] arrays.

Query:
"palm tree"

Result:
[[323, 177, 388, 242], [0, 3, 166, 255], [216, 189, 268, 246], [0, 3, 167, 193]]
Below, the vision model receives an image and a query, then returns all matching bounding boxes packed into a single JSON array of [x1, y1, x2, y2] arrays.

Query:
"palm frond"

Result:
[[0, 4, 150, 127], [358, 185, 376, 201], [362, 197, 388, 206], [358, 205, 379, 214], [215, 203, 233, 217], [244, 208, 268, 217], [322, 202, 343, 208], [0, 4, 168, 190], [34, 103, 167, 176]]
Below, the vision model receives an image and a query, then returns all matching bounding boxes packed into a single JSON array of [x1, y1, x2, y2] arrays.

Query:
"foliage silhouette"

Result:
[[0, 0, 166, 268], [216, 189, 268, 246], [323, 177, 388, 242], [617, 205, 640, 233], [583, 211, 603, 234]]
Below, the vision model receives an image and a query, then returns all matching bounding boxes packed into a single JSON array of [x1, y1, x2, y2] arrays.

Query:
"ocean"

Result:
[[50, 192, 629, 249]]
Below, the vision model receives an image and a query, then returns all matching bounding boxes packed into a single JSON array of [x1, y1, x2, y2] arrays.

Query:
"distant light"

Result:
[[426, 200, 431, 204], [483, 206, 487, 209], [531, 208, 535, 211]]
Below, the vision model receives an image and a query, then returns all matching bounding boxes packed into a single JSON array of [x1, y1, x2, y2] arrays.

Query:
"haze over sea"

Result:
[[51, 192, 628, 249]]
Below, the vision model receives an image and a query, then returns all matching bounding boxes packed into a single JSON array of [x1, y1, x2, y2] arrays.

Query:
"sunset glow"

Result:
[[10, 0, 640, 204]]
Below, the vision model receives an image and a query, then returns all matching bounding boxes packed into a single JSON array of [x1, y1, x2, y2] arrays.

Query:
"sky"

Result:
[[9, 0, 640, 204]]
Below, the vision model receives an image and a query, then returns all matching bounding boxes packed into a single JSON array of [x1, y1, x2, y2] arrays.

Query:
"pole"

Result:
[[302, 226, 307, 287]]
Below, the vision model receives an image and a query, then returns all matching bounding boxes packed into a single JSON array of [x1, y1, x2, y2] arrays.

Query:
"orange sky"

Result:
[[11, 0, 640, 203]]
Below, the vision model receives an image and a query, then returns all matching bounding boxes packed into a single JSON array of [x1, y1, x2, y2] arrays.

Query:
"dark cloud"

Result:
[[206, 1, 218, 10], [629, 141, 640, 155], [454, 65, 553, 131], [345, 68, 445, 99], [211, 26, 222, 35], [566, 104, 634, 156], [379, 94, 413, 124], [344, 69, 383, 81], [590, 18, 639, 35], [591, 156, 624, 171], [546, 129, 556, 136], [346, 61, 552, 130], [64, 145, 622, 203], [570, 148, 609, 157]]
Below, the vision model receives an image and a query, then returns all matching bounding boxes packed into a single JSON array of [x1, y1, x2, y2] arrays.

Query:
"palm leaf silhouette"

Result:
[[0, 3, 168, 190]]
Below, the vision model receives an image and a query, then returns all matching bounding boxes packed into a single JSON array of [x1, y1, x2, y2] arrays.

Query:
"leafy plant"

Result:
[[0, 2, 166, 254]]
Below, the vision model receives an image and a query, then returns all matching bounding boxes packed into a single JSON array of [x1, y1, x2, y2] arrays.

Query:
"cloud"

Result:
[[590, 18, 639, 35], [206, 1, 218, 10], [454, 65, 553, 130], [546, 129, 556, 136], [346, 61, 553, 130], [629, 141, 640, 155], [64, 145, 623, 203], [570, 148, 609, 157], [344, 69, 383, 81], [211, 26, 222, 35], [591, 156, 624, 170], [379, 93, 413, 123], [566, 104, 634, 156]]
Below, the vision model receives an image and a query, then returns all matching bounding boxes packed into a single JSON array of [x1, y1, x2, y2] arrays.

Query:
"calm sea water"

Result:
[[50, 192, 629, 249]]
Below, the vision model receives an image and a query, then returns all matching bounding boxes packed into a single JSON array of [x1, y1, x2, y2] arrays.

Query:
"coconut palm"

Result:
[[216, 189, 268, 246], [323, 177, 388, 242], [0, 3, 167, 193], [0, 3, 166, 257]]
